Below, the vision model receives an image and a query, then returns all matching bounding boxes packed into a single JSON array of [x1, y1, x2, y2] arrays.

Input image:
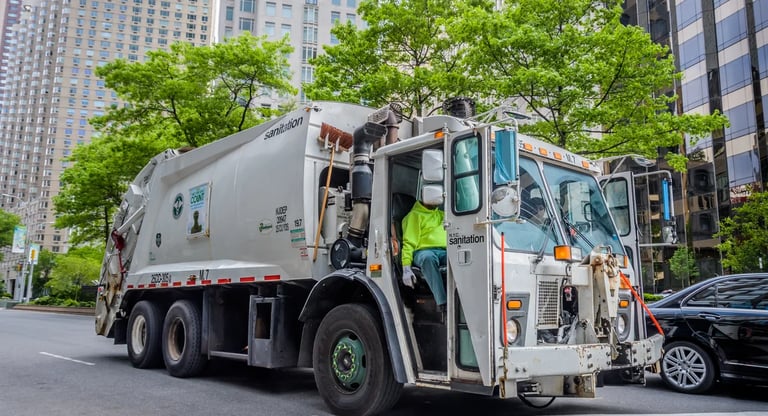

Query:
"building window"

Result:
[[332, 0, 340, 5], [225, 6, 233, 20], [303, 6, 317, 24], [678, 32, 705, 70], [720, 55, 751, 95], [331, 11, 340, 24], [239, 17, 254, 32], [723, 102, 756, 141], [716, 10, 747, 51], [301, 66, 314, 83], [266, 2, 276, 16], [346, 0, 355, 7], [303, 26, 317, 43], [265, 21, 276, 36], [301, 46, 316, 62], [241, 0, 255, 12], [282, 4, 292, 18]]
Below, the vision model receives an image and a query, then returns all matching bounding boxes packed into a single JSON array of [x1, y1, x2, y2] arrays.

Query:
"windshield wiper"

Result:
[[561, 216, 595, 250]]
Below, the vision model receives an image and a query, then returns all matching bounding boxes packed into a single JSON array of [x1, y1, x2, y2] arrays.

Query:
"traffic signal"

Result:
[[16, 262, 22, 271]]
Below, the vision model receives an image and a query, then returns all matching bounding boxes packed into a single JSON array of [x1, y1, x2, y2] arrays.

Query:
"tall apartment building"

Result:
[[618, 0, 768, 290], [0, 0, 362, 296]]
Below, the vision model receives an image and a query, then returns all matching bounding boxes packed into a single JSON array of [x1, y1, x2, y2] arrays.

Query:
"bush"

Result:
[[0, 292, 12, 299], [30, 296, 94, 307], [643, 293, 664, 303]]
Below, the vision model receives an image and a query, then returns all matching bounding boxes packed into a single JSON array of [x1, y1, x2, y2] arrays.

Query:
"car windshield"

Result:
[[493, 157, 562, 253], [542, 163, 624, 255]]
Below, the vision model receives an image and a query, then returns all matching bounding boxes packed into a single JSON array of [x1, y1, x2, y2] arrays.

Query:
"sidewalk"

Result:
[[2, 302, 94, 316]]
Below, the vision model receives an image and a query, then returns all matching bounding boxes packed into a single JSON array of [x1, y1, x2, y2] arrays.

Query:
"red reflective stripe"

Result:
[[138, 284, 145, 289], [160, 282, 169, 287], [148, 283, 157, 288], [186, 280, 196, 286], [217, 278, 231, 284], [127, 284, 134, 289], [240, 276, 256, 282], [201, 280, 212, 285], [172, 281, 182, 287], [264, 275, 280, 281]]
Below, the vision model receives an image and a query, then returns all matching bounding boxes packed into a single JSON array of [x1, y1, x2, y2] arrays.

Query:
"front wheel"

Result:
[[660, 341, 716, 393], [313, 303, 402, 416]]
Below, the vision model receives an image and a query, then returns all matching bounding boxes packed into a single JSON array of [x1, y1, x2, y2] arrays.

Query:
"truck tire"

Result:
[[313, 303, 402, 416], [127, 300, 163, 368], [162, 299, 206, 378]]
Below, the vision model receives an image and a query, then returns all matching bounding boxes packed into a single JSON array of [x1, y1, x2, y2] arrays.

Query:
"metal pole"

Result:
[[21, 234, 31, 302], [25, 260, 35, 302]]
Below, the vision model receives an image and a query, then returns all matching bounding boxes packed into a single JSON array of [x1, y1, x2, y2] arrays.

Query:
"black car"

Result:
[[647, 273, 768, 393]]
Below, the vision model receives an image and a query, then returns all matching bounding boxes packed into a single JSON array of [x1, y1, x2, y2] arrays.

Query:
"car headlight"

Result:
[[506, 319, 520, 344]]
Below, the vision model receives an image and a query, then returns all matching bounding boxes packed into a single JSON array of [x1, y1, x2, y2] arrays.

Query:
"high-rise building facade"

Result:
[[619, 0, 768, 290], [0, 0, 363, 296]]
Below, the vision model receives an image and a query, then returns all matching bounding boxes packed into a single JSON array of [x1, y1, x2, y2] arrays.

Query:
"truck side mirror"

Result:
[[421, 149, 443, 182], [491, 129, 520, 218], [421, 184, 444, 206]]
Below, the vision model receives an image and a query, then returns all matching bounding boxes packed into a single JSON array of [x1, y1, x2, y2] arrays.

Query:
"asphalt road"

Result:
[[1, 308, 766, 416]]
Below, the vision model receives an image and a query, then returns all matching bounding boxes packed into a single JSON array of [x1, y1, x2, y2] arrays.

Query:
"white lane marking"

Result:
[[39, 352, 95, 366]]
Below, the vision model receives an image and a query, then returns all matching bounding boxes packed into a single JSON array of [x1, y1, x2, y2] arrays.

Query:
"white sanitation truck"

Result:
[[95, 99, 663, 416]]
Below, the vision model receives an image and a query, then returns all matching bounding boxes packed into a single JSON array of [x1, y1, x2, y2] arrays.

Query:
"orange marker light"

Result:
[[553, 152, 562, 160], [369, 264, 382, 272], [619, 299, 630, 308], [523, 143, 533, 151], [434, 131, 445, 139], [581, 160, 590, 169], [539, 148, 548, 156], [506, 299, 523, 310], [554, 245, 572, 261]]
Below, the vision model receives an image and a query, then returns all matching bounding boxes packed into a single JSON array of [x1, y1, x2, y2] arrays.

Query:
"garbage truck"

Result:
[[95, 98, 664, 416]]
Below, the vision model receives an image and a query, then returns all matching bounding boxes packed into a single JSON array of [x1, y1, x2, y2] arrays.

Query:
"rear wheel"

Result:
[[660, 341, 716, 393], [313, 303, 402, 416], [127, 300, 163, 368], [162, 299, 206, 378]]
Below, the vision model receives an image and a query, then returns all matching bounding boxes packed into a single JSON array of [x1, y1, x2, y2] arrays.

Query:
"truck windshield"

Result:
[[493, 157, 562, 253], [542, 163, 624, 255]]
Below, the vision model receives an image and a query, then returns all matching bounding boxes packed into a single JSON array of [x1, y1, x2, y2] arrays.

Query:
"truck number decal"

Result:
[[275, 205, 289, 232], [150, 273, 172, 284]]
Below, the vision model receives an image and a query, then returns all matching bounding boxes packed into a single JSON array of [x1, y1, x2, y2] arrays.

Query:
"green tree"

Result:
[[93, 33, 296, 147], [55, 33, 296, 243], [54, 133, 171, 244], [715, 191, 768, 273], [305, 0, 468, 117], [669, 246, 699, 287], [0, 210, 20, 261], [32, 249, 57, 297], [454, 0, 727, 169], [46, 246, 103, 300]]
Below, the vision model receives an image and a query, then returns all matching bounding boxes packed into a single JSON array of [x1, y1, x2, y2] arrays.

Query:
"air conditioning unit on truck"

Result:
[[95, 98, 664, 416]]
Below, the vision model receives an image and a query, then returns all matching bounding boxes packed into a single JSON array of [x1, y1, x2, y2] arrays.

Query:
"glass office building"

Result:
[[617, 0, 768, 291]]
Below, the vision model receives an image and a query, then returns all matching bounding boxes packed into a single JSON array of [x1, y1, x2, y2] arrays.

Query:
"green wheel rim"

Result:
[[331, 334, 366, 391]]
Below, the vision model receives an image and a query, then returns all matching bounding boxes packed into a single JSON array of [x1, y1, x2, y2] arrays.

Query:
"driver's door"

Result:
[[444, 130, 494, 386]]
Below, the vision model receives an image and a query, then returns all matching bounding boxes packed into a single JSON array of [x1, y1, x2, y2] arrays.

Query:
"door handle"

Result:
[[697, 312, 721, 321]]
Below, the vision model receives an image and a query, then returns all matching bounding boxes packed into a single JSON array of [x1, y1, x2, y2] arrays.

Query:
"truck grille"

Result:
[[537, 280, 560, 329]]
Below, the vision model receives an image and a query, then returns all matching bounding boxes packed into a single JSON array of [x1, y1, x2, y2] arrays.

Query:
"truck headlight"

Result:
[[506, 319, 520, 344]]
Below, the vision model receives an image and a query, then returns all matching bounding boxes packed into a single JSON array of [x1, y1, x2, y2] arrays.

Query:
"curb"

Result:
[[10, 304, 95, 316]]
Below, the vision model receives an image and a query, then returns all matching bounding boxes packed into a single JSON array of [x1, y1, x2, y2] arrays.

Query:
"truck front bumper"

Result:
[[614, 333, 665, 369], [500, 333, 664, 378]]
